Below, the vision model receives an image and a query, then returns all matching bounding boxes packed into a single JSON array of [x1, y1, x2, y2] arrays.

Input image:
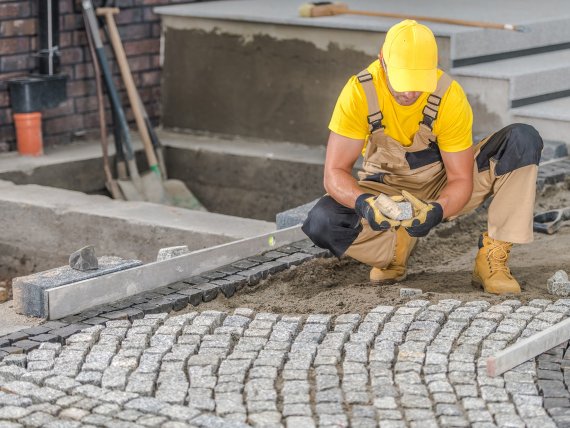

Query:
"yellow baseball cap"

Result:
[[382, 20, 438, 93]]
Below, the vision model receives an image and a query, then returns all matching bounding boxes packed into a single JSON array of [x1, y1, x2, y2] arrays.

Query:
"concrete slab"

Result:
[[0, 179, 275, 272], [452, 49, 570, 102], [46, 225, 306, 319], [156, 0, 570, 64], [512, 97, 570, 144], [13, 256, 142, 318], [155, 0, 570, 36]]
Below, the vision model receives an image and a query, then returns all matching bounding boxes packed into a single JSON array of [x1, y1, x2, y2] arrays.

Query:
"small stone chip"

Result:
[[69, 246, 98, 271], [400, 288, 423, 298], [547, 270, 570, 296]]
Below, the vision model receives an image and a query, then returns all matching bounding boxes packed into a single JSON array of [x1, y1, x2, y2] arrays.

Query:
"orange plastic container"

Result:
[[13, 112, 43, 156]]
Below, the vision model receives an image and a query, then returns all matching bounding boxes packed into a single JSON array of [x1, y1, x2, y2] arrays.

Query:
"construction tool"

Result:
[[487, 317, 570, 377], [533, 207, 570, 234], [299, 2, 528, 32], [82, 7, 122, 200], [95, 7, 168, 205], [97, 7, 206, 210], [81, 0, 145, 201]]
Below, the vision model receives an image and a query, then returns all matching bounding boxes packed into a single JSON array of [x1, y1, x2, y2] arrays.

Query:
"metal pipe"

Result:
[[38, 0, 60, 75]]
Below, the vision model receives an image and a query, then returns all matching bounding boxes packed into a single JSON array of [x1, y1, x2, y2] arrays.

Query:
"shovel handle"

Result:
[[97, 6, 161, 177]]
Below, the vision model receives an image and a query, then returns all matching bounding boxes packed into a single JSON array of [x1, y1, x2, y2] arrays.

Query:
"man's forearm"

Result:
[[436, 178, 473, 218], [324, 168, 364, 209]]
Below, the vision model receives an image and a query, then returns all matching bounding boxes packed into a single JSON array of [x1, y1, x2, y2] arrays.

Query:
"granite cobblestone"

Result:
[[5, 241, 570, 426]]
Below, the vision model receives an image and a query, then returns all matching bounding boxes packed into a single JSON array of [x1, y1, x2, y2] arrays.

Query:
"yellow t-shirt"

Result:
[[329, 60, 473, 152]]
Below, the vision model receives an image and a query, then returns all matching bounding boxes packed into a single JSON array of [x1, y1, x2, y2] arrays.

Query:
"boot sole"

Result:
[[371, 274, 407, 286], [471, 273, 521, 295]]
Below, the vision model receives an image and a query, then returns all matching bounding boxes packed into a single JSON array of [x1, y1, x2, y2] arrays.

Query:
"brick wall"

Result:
[[0, 0, 193, 152]]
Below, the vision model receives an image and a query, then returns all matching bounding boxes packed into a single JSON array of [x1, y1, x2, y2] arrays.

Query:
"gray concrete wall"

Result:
[[164, 144, 325, 222], [160, 17, 450, 146]]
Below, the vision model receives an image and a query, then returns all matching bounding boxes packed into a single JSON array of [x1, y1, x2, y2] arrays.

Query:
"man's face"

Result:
[[380, 55, 422, 106]]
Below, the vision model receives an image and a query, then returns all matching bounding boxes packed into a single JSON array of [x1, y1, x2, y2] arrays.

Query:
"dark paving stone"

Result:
[[224, 274, 248, 290], [109, 300, 134, 310], [193, 283, 219, 302], [0, 338, 11, 347], [299, 246, 332, 258], [167, 281, 189, 291], [201, 271, 227, 280], [290, 239, 315, 250], [240, 265, 271, 285], [210, 279, 236, 298], [538, 380, 570, 398], [247, 255, 274, 264], [83, 317, 109, 325], [538, 361, 561, 371], [0, 346, 23, 355], [138, 292, 163, 300], [134, 298, 174, 315], [275, 245, 301, 255], [12, 339, 40, 352], [261, 250, 289, 260], [177, 288, 203, 306], [50, 324, 88, 341], [60, 315, 87, 324], [164, 293, 189, 311], [21, 326, 52, 336], [231, 260, 259, 270], [5, 331, 29, 343], [279, 252, 314, 268], [29, 333, 60, 343], [0, 350, 7, 359], [104, 308, 144, 321], [152, 287, 177, 296], [183, 275, 209, 285], [216, 265, 241, 275], [545, 398, 570, 409], [538, 369, 564, 381]]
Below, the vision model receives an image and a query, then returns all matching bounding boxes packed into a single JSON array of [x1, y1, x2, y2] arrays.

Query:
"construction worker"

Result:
[[302, 19, 543, 295]]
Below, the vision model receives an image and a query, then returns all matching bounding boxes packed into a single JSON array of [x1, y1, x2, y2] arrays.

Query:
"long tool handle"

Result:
[[96, 7, 161, 178], [82, 0, 143, 200], [82, 2, 137, 168], [82, 8, 123, 200], [346, 8, 526, 32]]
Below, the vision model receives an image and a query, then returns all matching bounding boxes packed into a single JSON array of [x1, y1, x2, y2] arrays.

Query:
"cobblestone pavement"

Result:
[[2, 299, 570, 427]]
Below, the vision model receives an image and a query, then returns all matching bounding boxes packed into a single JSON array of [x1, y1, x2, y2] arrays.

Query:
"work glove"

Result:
[[401, 190, 443, 237], [354, 193, 401, 231]]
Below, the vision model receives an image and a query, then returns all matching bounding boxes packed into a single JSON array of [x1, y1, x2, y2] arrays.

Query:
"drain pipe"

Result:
[[8, 0, 67, 156]]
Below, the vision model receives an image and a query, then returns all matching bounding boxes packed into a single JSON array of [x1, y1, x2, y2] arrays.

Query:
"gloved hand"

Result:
[[401, 190, 443, 237], [354, 193, 401, 231]]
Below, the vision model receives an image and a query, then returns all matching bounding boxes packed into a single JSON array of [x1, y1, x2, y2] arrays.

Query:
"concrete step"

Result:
[[512, 97, 570, 144], [452, 49, 570, 107]]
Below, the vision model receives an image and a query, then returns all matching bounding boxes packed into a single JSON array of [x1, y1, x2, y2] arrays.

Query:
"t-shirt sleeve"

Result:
[[328, 76, 369, 140], [435, 81, 474, 153]]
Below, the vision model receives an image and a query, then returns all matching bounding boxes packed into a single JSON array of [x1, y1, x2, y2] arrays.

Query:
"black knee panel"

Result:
[[302, 195, 361, 257], [476, 123, 543, 175]]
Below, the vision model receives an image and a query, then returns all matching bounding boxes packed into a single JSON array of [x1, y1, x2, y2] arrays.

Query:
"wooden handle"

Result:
[[96, 7, 160, 174], [348, 9, 516, 31], [96, 7, 119, 16]]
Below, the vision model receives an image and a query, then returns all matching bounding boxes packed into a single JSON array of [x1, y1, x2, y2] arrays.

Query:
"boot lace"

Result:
[[487, 240, 512, 273]]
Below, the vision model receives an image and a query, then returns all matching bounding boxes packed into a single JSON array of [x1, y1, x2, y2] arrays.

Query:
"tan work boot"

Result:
[[472, 232, 521, 294], [370, 227, 417, 285]]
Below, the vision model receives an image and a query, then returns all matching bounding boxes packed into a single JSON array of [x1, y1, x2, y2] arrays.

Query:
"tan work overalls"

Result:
[[345, 69, 538, 269]]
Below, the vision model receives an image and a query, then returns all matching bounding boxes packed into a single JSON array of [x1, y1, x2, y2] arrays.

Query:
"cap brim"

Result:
[[387, 65, 437, 93]]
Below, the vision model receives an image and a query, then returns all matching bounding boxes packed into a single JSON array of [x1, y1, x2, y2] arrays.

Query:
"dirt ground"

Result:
[[200, 181, 570, 315]]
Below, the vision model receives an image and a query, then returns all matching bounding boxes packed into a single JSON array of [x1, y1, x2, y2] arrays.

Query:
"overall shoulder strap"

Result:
[[419, 72, 453, 131], [356, 69, 384, 133]]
